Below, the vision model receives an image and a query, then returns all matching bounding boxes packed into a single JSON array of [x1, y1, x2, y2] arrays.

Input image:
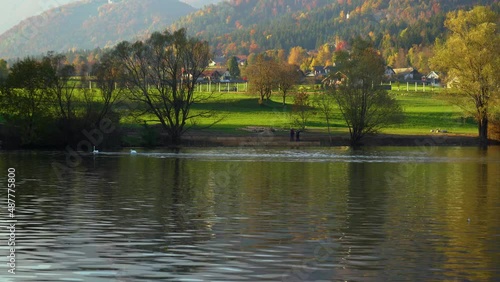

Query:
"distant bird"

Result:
[[93, 146, 99, 154], [130, 149, 137, 154]]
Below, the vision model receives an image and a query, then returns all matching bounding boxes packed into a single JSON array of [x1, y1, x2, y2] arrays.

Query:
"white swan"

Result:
[[93, 146, 99, 154], [130, 149, 137, 154]]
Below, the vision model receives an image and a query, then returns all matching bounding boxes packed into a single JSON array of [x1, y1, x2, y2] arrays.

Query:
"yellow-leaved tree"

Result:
[[431, 6, 500, 146]]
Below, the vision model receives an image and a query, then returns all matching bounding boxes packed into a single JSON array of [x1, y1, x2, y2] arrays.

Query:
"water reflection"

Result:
[[0, 147, 498, 281]]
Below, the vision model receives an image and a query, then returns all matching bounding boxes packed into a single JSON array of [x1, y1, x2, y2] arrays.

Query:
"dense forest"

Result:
[[172, 0, 499, 71]]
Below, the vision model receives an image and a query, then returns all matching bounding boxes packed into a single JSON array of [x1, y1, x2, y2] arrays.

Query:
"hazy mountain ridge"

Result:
[[0, 0, 196, 59]]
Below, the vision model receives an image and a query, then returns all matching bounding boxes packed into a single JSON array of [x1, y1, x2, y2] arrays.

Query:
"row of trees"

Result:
[[0, 53, 122, 148], [0, 35, 402, 148], [0, 29, 211, 148], [244, 55, 300, 106]]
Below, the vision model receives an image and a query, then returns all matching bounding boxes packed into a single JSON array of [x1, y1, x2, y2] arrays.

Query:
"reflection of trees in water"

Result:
[[70, 155, 216, 248], [344, 162, 387, 236], [92, 156, 218, 276], [339, 162, 387, 273], [152, 158, 215, 244], [7, 150, 500, 280], [437, 152, 498, 281]]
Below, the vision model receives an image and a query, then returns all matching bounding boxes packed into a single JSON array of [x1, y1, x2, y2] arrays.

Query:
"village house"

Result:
[[393, 67, 422, 81], [208, 56, 226, 67], [426, 71, 441, 86], [197, 70, 222, 82], [384, 66, 396, 80], [235, 55, 247, 66]]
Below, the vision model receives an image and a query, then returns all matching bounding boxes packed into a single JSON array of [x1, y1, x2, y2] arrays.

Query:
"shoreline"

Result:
[[181, 130, 499, 147], [2, 129, 498, 150]]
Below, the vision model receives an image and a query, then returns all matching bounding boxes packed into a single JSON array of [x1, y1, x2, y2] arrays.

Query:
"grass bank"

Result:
[[178, 91, 477, 135]]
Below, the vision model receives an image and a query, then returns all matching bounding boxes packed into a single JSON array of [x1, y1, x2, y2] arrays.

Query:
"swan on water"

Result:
[[93, 146, 99, 154], [130, 149, 137, 154]]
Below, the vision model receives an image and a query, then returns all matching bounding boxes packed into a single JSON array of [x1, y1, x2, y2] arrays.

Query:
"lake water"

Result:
[[0, 146, 499, 281]]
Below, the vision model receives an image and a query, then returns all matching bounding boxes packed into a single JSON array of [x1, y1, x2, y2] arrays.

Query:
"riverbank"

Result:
[[180, 128, 498, 147]]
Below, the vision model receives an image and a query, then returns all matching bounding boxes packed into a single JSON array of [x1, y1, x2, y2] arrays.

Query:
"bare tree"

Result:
[[114, 28, 211, 145], [292, 91, 312, 130], [276, 63, 300, 106], [313, 93, 336, 144], [44, 53, 78, 142], [244, 54, 276, 104], [92, 51, 124, 126]]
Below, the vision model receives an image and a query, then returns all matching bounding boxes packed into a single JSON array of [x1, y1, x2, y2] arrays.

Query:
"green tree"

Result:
[[227, 56, 241, 78], [0, 59, 7, 96], [0, 59, 8, 82], [114, 28, 211, 145], [1, 57, 54, 146], [431, 6, 500, 146], [329, 38, 403, 146]]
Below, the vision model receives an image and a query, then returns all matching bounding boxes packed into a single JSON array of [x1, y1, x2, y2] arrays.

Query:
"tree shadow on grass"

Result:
[[192, 98, 291, 113]]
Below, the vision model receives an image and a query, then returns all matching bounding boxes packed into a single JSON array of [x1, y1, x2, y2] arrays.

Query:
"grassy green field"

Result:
[[3, 85, 475, 136], [3, 84, 471, 135], [179, 90, 476, 136], [0, 86, 478, 147]]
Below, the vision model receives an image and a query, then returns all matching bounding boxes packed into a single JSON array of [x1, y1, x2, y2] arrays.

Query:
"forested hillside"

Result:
[[1, 0, 498, 71], [172, 0, 499, 69], [0, 0, 196, 59]]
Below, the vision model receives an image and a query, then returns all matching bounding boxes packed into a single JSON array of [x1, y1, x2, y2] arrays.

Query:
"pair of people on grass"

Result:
[[290, 129, 300, 142]]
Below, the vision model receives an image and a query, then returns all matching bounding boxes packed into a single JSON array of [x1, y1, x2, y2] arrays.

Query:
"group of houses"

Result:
[[384, 66, 441, 86], [196, 69, 232, 83], [312, 65, 442, 87], [201, 55, 441, 87]]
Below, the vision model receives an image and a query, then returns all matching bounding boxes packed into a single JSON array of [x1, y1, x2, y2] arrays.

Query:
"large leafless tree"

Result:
[[114, 28, 211, 145]]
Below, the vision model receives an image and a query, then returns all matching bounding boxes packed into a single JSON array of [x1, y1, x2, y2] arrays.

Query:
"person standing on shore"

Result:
[[290, 128, 295, 141], [296, 130, 300, 142]]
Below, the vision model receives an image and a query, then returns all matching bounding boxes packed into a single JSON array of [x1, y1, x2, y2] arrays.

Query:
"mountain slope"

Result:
[[171, 0, 499, 56], [0, 0, 196, 59]]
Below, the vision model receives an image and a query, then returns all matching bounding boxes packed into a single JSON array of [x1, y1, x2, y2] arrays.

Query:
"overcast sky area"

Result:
[[0, 0, 77, 34], [0, 0, 223, 35]]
